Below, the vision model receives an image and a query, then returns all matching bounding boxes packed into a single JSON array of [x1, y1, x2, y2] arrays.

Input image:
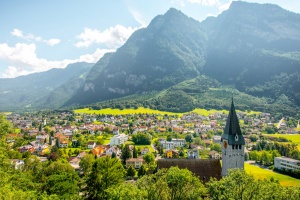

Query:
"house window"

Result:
[[232, 145, 235, 150], [239, 145, 241, 149]]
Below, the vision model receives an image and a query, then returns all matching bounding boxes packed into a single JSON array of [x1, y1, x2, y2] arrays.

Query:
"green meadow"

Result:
[[74, 107, 261, 117], [244, 162, 300, 187], [74, 107, 183, 117], [263, 134, 300, 150]]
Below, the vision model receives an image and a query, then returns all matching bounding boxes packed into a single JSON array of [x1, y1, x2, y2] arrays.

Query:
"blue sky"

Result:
[[1, 0, 299, 78]]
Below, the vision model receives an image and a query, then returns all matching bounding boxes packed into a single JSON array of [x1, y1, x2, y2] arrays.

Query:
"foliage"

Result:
[[138, 165, 147, 177], [143, 153, 155, 167], [132, 133, 151, 145], [79, 153, 95, 175], [121, 145, 132, 164], [127, 165, 136, 177], [210, 143, 222, 153], [84, 156, 125, 199]]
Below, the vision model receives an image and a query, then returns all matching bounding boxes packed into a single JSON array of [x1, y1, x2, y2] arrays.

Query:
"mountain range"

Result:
[[1, 1, 300, 116]]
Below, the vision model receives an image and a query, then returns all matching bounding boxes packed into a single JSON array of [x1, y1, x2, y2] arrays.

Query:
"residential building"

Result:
[[126, 158, 144, 168], [87, 141, 96, 149], [274, 156, 300, 171], [109, 133, 128, 146], [187, 148, 199, 159]]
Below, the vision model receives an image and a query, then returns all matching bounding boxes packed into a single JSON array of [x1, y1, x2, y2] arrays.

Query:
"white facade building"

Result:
[[110, 134, 128, 146], [274, 156, 300, 171]]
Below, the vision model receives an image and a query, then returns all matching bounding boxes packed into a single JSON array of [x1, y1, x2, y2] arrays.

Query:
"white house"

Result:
[[187, 148, 199, 159], [87, 141, 96, 149], [106, 146, 120, 156], [274, 156, 300, 171], [172, 139, 185, 147], [110, 134, 128, 146], [213, 136, 222, 144]]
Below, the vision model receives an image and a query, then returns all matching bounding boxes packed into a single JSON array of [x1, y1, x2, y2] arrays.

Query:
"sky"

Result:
[[1, 0, 300, 78]]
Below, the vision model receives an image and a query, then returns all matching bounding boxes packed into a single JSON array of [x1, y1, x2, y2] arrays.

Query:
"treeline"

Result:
[[78, 85, 300, 117], [252, 140, 300, 160]]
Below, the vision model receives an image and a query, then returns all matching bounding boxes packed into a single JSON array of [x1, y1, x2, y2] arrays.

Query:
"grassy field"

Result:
[[244, 162, 300, 187], [74, 107, 260, 117], [263, 134, 300, 150], [1, 112, 12, 115], [74, 107, 183, 116]]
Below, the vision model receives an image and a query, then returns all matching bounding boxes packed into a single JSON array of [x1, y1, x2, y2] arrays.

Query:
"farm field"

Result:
[[74, 107, 183, 116], [244, 162, 300, 187], [263, 134, 300, 150], [74, 107, 261, 117]]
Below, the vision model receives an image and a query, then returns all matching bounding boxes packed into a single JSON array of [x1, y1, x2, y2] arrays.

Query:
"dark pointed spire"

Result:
[[221, 99, 245, 145]]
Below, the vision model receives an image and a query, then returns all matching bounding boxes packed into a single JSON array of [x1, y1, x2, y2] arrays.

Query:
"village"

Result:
[[5, 107, 300, 179]]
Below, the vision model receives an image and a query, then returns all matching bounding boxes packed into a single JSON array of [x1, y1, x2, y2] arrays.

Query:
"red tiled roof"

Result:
[[157, 158, 221, 182]]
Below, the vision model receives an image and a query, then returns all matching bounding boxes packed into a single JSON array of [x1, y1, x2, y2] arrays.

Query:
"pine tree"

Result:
[[138, 165, 147, 177], [111, 152, 116, 158], [121, 145, 131, 164], [127, 165, 136, 178], [133, 146, 137, 158], [56, 138, 60, 148]]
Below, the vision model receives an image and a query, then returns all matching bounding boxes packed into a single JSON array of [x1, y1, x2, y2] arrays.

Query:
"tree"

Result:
[[132, 133, 151, 145], [43, 161, 80, 199], [185, 134, 193, 143], [206, 169, 294, 200], [127, 165, 136, 178], [38, 124, 42, 132], [121, 145, 131, 164], [0, 114, 12, 162], [143, 153, 155, 167], [133, 146, 138, 158], [107, 182, 147, 200], [111, 152, 116, 158], [44, 126, 50, 134], [55, 138, 60, 148], [79, 154, 95, 175], [165, 167, 207, 199], [167, 135, 172, 142], [85, 156, 125, 199], [210, 143, 222, 152], [138, 165, 147, 177]]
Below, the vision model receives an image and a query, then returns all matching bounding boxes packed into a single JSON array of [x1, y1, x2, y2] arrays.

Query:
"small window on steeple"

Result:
[[235, 134, 238, 141]]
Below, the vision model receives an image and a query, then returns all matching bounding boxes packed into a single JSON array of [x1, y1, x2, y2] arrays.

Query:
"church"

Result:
[[157, 99, 245, 182]]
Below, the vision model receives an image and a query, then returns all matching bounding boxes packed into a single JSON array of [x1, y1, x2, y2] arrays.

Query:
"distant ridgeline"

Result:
[[1, 1, 300, 117]]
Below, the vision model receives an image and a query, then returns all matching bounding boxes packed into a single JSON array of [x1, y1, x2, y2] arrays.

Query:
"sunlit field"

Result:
[[74, 107, 183, 117], [244, 162, 300, 187], [263, 134, 300, 150], [74, 107, 260, 117]]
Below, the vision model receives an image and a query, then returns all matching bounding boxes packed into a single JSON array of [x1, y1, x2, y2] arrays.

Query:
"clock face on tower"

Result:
[[223, 141, 228, 149]]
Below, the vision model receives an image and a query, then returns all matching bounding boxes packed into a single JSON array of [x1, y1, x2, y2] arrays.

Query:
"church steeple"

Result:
[[221, 99, 245, 176], [222, 99, 245, 145]]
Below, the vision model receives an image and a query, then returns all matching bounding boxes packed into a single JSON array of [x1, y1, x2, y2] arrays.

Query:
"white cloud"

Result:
[[187, 0, 220, 6], [128, 8, 148, 27], [46, 38, 61, 46], [75, 25, 139, 48], [0, 42, 114, 78], [11, 28, 61, 46], [218, 1, 232, 13]]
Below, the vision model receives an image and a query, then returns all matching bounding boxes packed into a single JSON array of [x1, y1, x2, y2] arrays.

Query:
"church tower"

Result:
[[221, 99, 245, 176]]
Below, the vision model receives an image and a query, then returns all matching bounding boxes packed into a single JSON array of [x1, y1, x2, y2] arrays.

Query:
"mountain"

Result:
[[66, 1, 300, 115], [0, 62, 94, 111], [2, 1, 300, 116], [65, 8, 208, 106], [202, 1, 300, 105]]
